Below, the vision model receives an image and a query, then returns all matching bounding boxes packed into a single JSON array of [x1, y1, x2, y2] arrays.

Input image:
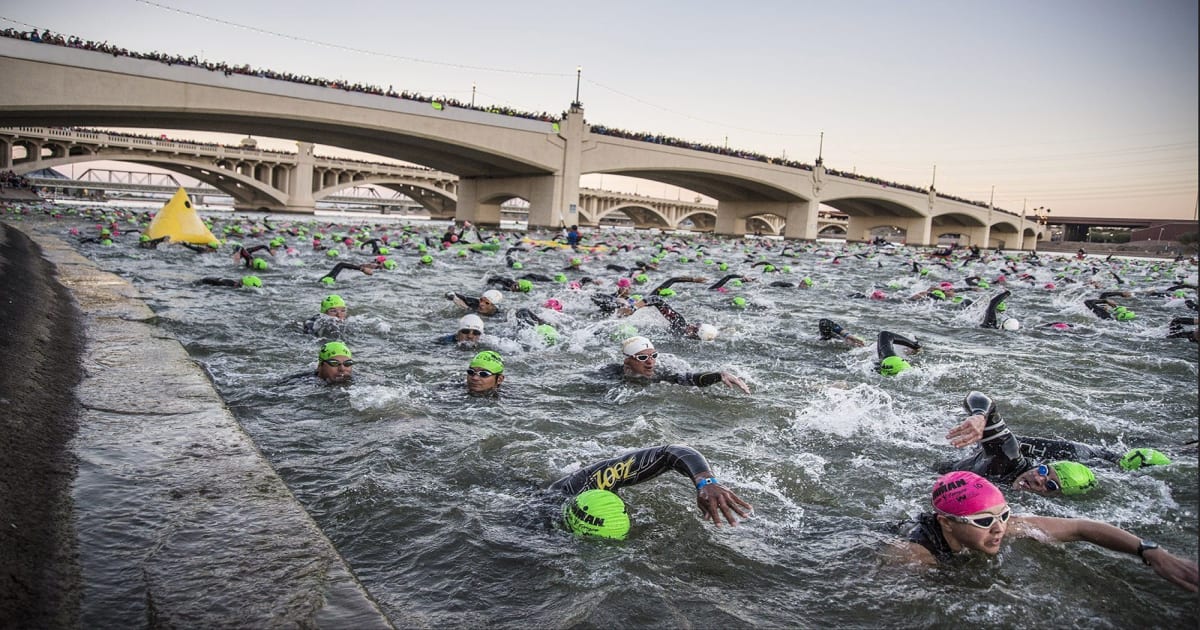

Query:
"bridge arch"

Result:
[[594, 203, 673, 229]]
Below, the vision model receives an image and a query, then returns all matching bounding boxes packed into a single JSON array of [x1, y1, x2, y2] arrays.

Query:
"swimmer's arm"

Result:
[[946, 415, 986, 448], [1009, 516, 1199, 592], [883, 541, 938, 566]]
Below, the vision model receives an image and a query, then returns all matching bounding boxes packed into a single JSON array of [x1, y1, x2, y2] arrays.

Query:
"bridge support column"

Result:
[[457, 175, 558, 228], [845, 215, 933, 245], [782, 199, 820, 240], [715, 201, 807, 237], [0, 138, 9, 169], [283, 141, 315, 213]]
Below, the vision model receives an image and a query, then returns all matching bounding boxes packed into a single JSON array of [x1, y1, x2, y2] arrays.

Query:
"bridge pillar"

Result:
[[0, 138, 9, 169], [845, 215, 933, 245], [457, 175, 557, 228], [284, 141, 315, 213], [782, 199, 820, 240]]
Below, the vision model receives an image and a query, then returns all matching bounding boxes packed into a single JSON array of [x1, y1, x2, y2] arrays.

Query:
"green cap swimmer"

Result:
[[534, 324, 559, 345], [517, 279, 534, 293], [469, 350, 504, 374], [1118, 448, 1171, 471], [563, 489, 630, 540], [879, 355, 910, 376], [321, 294, 346, 312], [634, 274, 649, 284], [319, 341, 352, 361], [420, 255, 434, 265], [658, 288, 676, 297], [1049, 461, 1097, 496], [252, 257, 269, 270], [731, 296, 747, 309], [241, 275, 263, 288], [1113, 306, 1136, 321]]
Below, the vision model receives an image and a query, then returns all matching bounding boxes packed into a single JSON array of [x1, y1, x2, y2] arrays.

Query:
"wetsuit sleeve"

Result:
[[877, 331, 920, 359], [649, 277, 692, 294], [244, 244, 271, 256], [643, 298, 690, 335], [200, 277, 239, 287], [708, 274, 741, 290], [448, 293, 481, 310], [321, 262, 364, 281], [515, 308, 547, 327], [1098, 291, 1125, 300], [1016, 436, 1120, 464], [961, 392, 1025, 474], [181, 243, 206, 252], [519, 274, 554, 282], [547, 444, 713, 495], [981, 290, 1011, 329], [488, 277, 518, 290], [1084, 299, 1113, 319]]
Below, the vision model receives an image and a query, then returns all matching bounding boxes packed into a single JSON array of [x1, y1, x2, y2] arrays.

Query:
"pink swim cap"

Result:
[[617, 278, 632, 288], [931, 471, 1005, 516], [1044, 282, 1056, 290], [939, 282, 954, 289], [568, 281, 582, 290], [1051, 322, 1070, 330], [375, 255, 387, 263], [995, 275, 1006, 283], [543, 298, 563, 311], [870, 290, 886, 300]]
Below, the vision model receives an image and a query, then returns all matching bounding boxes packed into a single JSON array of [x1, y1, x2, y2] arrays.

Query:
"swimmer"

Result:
[[549, 444, 752, 539], [439, 314, 485, 348], [638, 296, 718, 340], [601, 336, 750, 393], [937, 391, 1098, 498], [466, 350, 504, 397], [180, 241, 222, 253], [319, 262, 377, 285], [315, 341, 354, 385], [303, 294, 349, 336], [1167, 316, 1198, 342], [980, 290, 1017, 330], [137, 234, 170, 249], [199, 275, 263, 288], [447, 289, 504, 316], [817, 319, 866, 347], [1084, 291, 1136, 320], [876, 331, 921, 375], [893, 472, 1198, 592]]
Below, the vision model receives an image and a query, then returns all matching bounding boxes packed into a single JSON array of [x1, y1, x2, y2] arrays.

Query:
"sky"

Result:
[[4, 0, 1197, 219]]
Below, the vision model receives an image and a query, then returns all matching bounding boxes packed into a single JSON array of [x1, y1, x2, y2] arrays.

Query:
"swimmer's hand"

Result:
[[1144, 548, 1199, 592], [845, 334, 866, 347], [721, 372, 752, 394], [946, 415, 985, 448], [696, 482, 752, 527]]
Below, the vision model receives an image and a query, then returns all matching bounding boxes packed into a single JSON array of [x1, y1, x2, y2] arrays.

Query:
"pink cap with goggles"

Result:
[[931, 471, 1005, 516]]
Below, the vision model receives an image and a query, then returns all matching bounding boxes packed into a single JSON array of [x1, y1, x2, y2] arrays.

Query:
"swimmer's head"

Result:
[[658, 288, 676, 297], [482, 289, 504, 305], [383, 259, 397, 270], [802, 277, 813, 287], [516, 279, 533, 293], [611, 323, 638, 341], [939, 282, 954, 290], [995, 301, 1007, 312], [622, 335, 654, 357], [570, 257, 582, 266], [1172, 289, 1187, 298], [321, 294, 347, 314], [617, 277, 632, 289], [1118, 448, 1171, 471], [562, 489, 629, 540], [930, 289, 946, 300], [251, 257, 269, 270], [543, 298, 563, 312], [469, 350, 504, 374], [634, 274, 649, 284], [321, 276, 336, 286], [1001, 318, 1020, 331], [696, 324, 719, 342], [878, 355, 910, 376], [241, 275, 263, 288], [718, 263, 728, 271], [931, 471, 1005, 516], [326, 249, 339, 258], [731, 296, 747, 309], [1050, 322, 1071, 330], [511, 261, 524, 270], [1043, 282, 1056, 290], [457, 314, 485, 335], [1048, 461, 1097, 496], [870, 290, 886, 300], [419, 255, 434, 265], [762, 264, 776, 272], [1114, 307, 1136, 321], [554, 273, 568, 283], [534, 323, 559, 345]]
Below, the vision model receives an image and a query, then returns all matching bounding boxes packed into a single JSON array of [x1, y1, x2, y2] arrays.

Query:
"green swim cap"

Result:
[[763, 264, 776, 272], [658, 288, 676, 297], [242, 275, 263, 288], [1172, 289, 1187, 298], [782, 266, 792, 273], [634, 274, 649, 284], [718, 263, 728, 271], [571, 257, 582, 266], [252, 258, 269, 270], [1118, 448, 1171, 471], [731, 296, 747, 308], [100, 238, 113, 246], [930, 289, 946, 300], [703, 258, 713, 265], [321, 276, 336, 285], [418, 243, 427, 253], [457, 249, 468, 257], [1114, 308, 1136, 321], [321, 294, 346, 312], [517, 279, 533, 293], [326, 249, 339, 257], [139, 234, 150, 242], [730, 279, 742, 287], [1049, 461, 1097, 496], [383, 259, 397, 270], [554, 273, 568, 283], [319, 341, 352, 361], [208, 241, 221, 249], [534, 323, 559, 345], [678, 256, 689, 263], [563, 489, 629, 540], [802, 277, 813, 287], [611, 323, 638, 341], [469, 350, 504, 374], [511, 261, 524, 269], [879, 355, 910, 376], [378, 246, 390, 255], [995, 301, 1007, 312], [977, 280, 990, 289], [420, 255, 434, 265], [952, 296, 965, 304], [629, 294, 643, 302], [920, 269, 930, 276]]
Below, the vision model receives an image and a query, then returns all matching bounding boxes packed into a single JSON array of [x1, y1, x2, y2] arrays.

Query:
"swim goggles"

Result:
[[458, 329, 482, 336], [466, 368, 495, 378], [632, 352, 659, 362], [940, 507, 1011, 529], [322, 359, 355, 367], [1036, 465, 1061, 493]]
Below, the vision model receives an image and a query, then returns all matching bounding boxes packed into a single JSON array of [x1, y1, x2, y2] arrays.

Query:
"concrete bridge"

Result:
[[0, 37, 1043, 247]]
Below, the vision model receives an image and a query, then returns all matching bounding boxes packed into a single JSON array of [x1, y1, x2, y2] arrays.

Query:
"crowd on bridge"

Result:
[[0, 169, 30, 189], [5, 26, 1018, 219]]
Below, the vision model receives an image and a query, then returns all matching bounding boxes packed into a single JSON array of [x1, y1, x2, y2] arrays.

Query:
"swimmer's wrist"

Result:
[[695, 477, 719, 490]]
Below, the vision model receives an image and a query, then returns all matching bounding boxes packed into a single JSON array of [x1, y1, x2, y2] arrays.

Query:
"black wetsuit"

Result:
[[548, 444, 713, 495], [905, 512, 956, 563], [709, 274, 748, 290], [598, 363, 725, 388], [640, 296, 693, 337], [877, 331, 920, 362], [447, 292, 501, 317], [199, 277, 240, 287], [818, 319, 855, 342], [1016, 436, 1120, 465], [934, 392, 1038, 486], [320, 262, 371, 283], [981, 290, 1012, 329], [138, 236, 171, 249]]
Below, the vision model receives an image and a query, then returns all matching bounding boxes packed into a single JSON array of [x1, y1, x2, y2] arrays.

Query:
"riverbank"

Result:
[[0, 220, 393, 628]]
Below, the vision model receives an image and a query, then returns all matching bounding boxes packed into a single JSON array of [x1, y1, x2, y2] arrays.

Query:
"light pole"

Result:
[[574, 66, 582, 106], [471, 83, 476, 108]]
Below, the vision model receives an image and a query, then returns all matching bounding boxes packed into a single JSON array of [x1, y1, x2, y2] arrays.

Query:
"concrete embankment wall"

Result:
[[0, 221, 393, 629]]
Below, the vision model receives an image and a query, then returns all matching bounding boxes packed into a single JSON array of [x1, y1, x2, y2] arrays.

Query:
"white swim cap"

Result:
[[458, 314, 484, 332], [1002, 318, 1020, 331], [622, 335, 654, 356], [482, 289, 503, 304], [697, 324, 719, 341]]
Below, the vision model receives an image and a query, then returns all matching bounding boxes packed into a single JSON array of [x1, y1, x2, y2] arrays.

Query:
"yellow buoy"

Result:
[[145, 187, 217, 244]]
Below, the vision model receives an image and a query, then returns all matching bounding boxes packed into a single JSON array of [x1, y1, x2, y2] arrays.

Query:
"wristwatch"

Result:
[[1136, 540, 1160, 565]]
